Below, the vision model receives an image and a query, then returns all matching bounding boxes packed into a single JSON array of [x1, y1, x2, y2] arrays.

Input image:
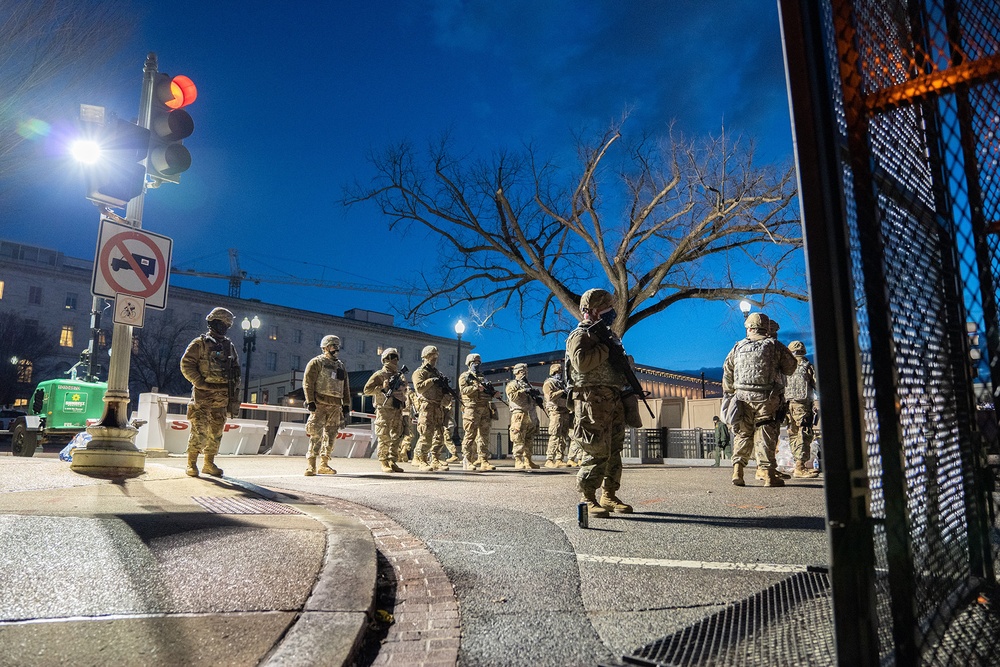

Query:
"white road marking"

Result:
[[575, 554, 810, 573]]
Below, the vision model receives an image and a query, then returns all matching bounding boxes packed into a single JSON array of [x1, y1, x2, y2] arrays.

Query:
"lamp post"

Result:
[[241, 315, 260, 403], [454, 319, 465, 450], [739, 300, 752, 320]]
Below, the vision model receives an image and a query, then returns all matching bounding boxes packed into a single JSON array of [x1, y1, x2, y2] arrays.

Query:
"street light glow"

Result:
[[739, 300, 752, 314], [455, 319, 466, 336], [70, 139, 101, 164]]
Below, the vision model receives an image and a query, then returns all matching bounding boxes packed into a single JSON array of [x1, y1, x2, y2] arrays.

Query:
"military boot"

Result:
[[544, 459, 558, 468], [555, 460, 569, 468], [185, 451, 199, 477], [763, 469, 786, 487], [793, 461, 819, 478], [446, 454, 460, 463], [397, 451, 410, 464], [732, 463, 745, 486], [599, 491, 634, 513], [318, 458, 336, 475], [514, 455, 525, 469], [414, 454, 432, 471], [475, 457, 495, 471], [380, 460, 394, 473], [581, 490, 610, 517], [524, 456, 539, 469], [566, 459, 580, 468], [430, 456, 449, 471], [390, 461, 404, 472], [304, 456, 317, 476], [202, 454, 223, 477]]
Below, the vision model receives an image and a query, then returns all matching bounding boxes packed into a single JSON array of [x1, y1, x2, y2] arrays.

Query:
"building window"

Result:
[[29, 286, 42, 305], [277, 386, 286, 399], [266, 351, 277, 371], [0, 281, 4, 299], [293, 329, 302, 344], [291, 355, 301, 370], [59, 325, 74, 348], [358, 339, 365, 353], [268, 325, 278, 341], [65, 292, 78, 310], [15, 359, 32, 383]]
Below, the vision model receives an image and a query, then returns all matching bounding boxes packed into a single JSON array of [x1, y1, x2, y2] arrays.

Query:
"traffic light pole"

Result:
[[71, 53, 159, 478]]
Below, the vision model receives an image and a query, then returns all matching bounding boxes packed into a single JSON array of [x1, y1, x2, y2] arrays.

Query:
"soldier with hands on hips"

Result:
[[302, 335, 350, 476], [506, 363, 540, 469], [458, 353, 497, 471], [565, 288, 634, 516], [180, 307, 242, 478], [363, 347, 408, 473], [723, 312, 797, 487], [785, 340, 820, 478], [543, 362, 571, 468]]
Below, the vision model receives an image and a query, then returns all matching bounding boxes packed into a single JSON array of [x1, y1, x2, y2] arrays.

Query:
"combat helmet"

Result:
[[381, 347, 399, 362], [421, 345, 439, 359], [513, 362, 528, 376], [466, 353, 481, 366], [744, 312, 770, 332], [767, 319, 780, 337], [549, 363, 562, 375], [788, 340, 806, 356], [579, 288, 614, 313], [205, 307, 234, 327], [320, 335, 340, 350]]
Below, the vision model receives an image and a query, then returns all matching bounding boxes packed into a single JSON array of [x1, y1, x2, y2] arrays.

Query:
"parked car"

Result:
[[0, 409, 27, 431]]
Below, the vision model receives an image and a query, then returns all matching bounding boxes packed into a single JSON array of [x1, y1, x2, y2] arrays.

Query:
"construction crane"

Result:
[[171, 248, 416, 298]]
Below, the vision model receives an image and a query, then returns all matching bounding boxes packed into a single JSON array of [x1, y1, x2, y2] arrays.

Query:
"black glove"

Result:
[[342, 405, 351, 418], [304, 401, 317, 412]]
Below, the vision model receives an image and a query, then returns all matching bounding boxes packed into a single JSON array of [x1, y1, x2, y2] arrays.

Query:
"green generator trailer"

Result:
[[9, 379, 107, 456]]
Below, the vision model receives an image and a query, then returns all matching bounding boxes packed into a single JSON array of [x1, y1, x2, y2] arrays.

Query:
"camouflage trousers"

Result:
[[186, 403, 227, 456], [374, 406, 405, 462], [545, 410, 571, 461], [509, 410, 538, 458], [462, 405, 492, 463], [416, 401, 445, 461], [785, 400, 814, 463], [306, 403, 343, 459], [572, 386, 625, 494], [731, 395, 782, 470]]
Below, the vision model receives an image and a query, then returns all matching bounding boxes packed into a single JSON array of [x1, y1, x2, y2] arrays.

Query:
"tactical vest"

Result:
[[785, 359, 813, 401], [566, 328, 628, 389], [311, 355, 346, 398], [459, 371, 491, 408], [543, 377, 569, 413], [199, 335, 235, 385], [732, 338, 779, 396]]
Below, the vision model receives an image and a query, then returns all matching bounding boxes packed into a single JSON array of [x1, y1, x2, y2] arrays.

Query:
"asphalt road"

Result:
[[154, 455, 829, 667]]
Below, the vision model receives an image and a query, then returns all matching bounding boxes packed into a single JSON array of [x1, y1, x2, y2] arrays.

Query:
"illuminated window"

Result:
[[29, 286, 42, 305], [59, 325, 74, 348], [268, 325, 278, 341], [16, 359, 32, 383], [0, 281, 4, 299], [65, 292, 78, 310]]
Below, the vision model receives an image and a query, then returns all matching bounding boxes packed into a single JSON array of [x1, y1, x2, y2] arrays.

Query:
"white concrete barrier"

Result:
[[268, 423, 373, 458]]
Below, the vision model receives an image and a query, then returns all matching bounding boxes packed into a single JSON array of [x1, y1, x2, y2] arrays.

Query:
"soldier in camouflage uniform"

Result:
[[412, 345, 451, 471], [399, 382, 419, 463], [303, 335, 350, 476], [363, 347, 408, 473], [459, 353, 497, 471], [566, 288, 633, 516], [785, 340, 820, 478], [506, 363, 540, 469], [723, 312, 798, 487], [543, 362, 571, 468], [180, 307, 242, 478], [755, 318, 791, 481]]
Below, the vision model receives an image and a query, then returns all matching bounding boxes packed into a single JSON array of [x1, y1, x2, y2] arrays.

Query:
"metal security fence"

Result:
[[781, 0, 1000, 665]]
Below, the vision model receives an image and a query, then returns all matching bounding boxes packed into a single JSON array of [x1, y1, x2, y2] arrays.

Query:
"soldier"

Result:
[[302, 335, 350, 476], [506, 363, 540, 469], [723, 312, 798, 487], [785, 340, 820, 478], [458, 353, 497, 471], [712, 416, 731, 467], [565, 288, 633, 516], [363, 348, 407, 473], [399, 382, 419, 463], [412, 345, 453, 471], [179, 307, 242, 478], [755, 318, 791, 481], [542, 362, 571, 468], [440, 393, 462, 464]]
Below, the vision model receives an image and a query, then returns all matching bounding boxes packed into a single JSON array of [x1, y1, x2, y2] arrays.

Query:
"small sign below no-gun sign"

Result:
[[92, 219, 172, 309]]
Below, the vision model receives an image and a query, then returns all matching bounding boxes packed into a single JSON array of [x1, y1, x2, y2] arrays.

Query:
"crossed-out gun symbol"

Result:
[[111, 253, 156, 278]]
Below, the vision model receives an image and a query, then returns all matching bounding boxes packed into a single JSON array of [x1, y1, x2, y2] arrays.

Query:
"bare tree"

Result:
[[0, 313, 58, 405], [129, 314, 200, 396], [346, 120, 806, 338], [0, 1, 133, 185]]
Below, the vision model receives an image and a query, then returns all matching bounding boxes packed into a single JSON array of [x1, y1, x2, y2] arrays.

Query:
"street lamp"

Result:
[[454, 319, 465, 450], [739, 300, 752, 320], [241, 315, 260, 403]]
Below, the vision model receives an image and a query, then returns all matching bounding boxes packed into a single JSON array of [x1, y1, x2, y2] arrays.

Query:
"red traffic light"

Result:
[[157, 75, 197, 109]]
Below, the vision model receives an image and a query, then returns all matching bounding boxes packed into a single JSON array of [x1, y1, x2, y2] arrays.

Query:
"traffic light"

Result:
[[85, 118, 151, 209], [147, 73, 196, 183]]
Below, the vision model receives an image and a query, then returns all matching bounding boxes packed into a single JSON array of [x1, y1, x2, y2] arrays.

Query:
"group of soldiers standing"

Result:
[[722, 311, 820, 487]]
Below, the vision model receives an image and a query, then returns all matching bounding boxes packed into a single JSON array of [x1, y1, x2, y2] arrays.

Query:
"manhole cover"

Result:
[[192, 496, 302, 515]]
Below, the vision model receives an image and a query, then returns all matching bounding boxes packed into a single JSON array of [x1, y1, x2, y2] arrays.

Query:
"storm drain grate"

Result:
[[192, 496, 302, 515], [616, 570, 834, 667]]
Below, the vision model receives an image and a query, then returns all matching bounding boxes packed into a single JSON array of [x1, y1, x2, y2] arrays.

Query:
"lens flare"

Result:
[[70, 140, 101, 164], [17, 118, 50, 140]]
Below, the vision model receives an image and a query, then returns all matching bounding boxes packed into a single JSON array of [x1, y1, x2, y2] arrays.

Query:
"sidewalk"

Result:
[[0, 456, 376, 667]]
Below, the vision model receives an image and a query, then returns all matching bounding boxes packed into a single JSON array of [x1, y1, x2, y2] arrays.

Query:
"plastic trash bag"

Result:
[[59, 431, 91, 462]]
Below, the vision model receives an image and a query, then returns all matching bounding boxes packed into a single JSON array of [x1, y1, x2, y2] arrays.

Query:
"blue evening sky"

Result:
[[6, 0, 814, 373]]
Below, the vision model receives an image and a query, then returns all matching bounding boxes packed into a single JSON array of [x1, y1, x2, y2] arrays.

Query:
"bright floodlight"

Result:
[[455, 319, 466, 336], [739, 300, 752, 314], [251, 315, 261, 329], [70, 139, 101, 164]]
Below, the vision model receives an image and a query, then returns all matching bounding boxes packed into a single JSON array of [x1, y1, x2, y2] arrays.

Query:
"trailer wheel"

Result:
[[11, 422, 38, 457]]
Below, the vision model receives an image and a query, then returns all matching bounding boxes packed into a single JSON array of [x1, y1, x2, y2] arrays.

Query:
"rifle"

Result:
[[224, 339, 241, 417], [382, 365, 409, 408], [585, 319, 654, 419], [477, 377, 509, 407], [433, 373, 459, 399], [526, 384, 544, 409]]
